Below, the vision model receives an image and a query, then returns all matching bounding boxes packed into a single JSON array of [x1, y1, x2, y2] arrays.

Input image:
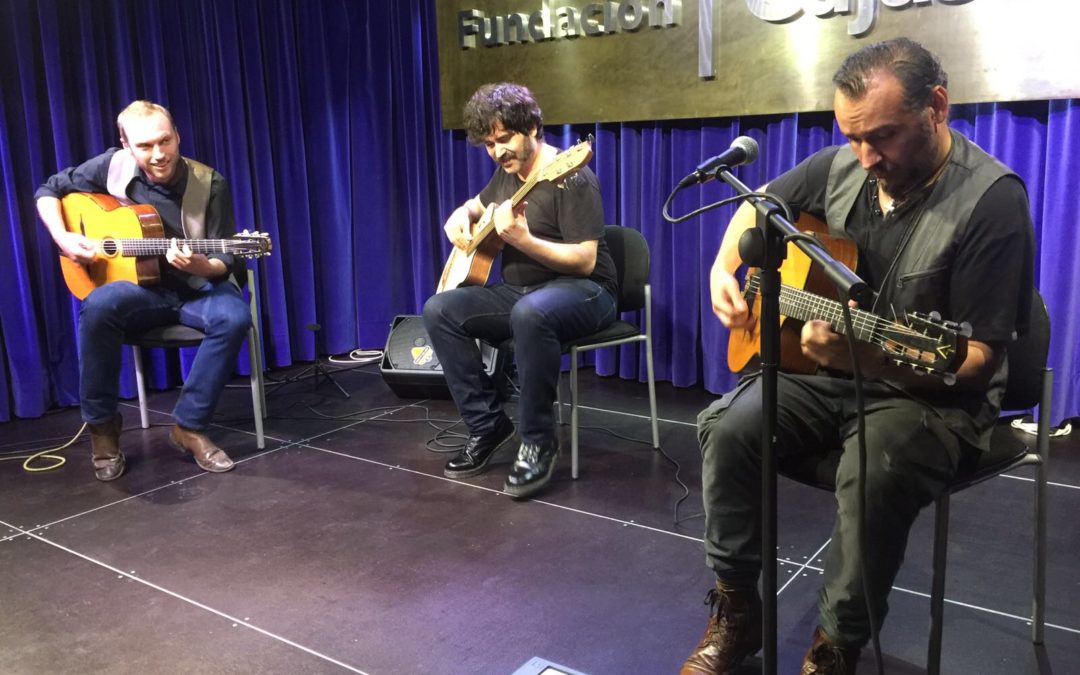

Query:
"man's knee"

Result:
[[422, 291, 453, 330], [80, 282, 137, 322], [509, 297, 546, 335], [207, 292, 251, 337], [698, 400, 759, 469]]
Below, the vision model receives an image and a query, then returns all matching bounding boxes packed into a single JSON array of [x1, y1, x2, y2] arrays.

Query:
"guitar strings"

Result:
[[101, 239, 262, 255], [742, 274, 941, 357]]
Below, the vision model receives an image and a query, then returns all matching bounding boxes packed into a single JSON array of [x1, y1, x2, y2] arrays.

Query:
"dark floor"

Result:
[[1, 361, 1077, 674]]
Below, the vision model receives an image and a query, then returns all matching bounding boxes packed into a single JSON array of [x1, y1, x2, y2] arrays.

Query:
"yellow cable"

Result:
[[2, 423, 88, 472]]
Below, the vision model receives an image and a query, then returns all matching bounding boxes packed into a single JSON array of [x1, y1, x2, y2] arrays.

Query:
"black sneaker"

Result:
[[503, 438, 559, 499], [443, 416, 516, 478]]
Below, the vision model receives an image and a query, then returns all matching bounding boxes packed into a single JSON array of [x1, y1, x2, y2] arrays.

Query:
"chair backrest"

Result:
[[1001, 288, 1051, 411], [603, 225, 650, 313]]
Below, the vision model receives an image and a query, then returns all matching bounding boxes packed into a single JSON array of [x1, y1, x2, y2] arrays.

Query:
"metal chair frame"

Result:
[[128, 267, 266, 449]]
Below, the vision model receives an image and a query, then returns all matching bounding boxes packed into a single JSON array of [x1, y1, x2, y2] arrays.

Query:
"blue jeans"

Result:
[[422, 279, 616, 444], [78, 280, 251, 430]]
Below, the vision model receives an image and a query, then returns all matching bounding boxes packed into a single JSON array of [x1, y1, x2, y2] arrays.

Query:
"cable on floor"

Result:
[[0, 423, 88, 473]]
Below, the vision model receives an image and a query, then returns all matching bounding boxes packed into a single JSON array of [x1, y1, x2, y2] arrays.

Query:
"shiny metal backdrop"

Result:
[[436, 0, 1080, 127]]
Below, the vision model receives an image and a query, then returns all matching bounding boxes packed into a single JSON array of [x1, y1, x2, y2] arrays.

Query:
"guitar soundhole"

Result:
[[100, 239, 119, 256]]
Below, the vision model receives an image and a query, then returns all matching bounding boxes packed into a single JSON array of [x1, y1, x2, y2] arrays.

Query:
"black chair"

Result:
[[779, 288, 1050, 673], [499, 225, 660, 478], [126, 267, 266, 449]]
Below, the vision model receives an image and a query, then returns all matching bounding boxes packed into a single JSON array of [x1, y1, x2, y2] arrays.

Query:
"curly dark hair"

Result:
[[833, 37, 948, 113], [462, 82, 544, 145]]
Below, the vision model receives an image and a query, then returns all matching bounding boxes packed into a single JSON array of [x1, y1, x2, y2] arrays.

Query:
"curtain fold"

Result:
[[1, 0, 1076, 425]]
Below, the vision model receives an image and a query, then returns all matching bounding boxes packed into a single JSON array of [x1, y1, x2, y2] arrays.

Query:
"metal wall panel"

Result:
[[436, 0, 1080, 127]]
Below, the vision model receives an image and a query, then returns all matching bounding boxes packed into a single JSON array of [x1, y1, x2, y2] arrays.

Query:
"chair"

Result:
[[780, 288, 1050, 673], [500, 225, 660, 479], [126, 267, 267, 449]]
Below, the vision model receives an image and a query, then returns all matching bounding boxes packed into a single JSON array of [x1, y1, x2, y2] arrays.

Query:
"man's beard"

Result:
[[499, 142, 534, 173]]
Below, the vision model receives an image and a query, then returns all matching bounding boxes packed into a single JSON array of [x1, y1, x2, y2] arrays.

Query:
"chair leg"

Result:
[[1033, 367, 1052, 644], [645, 330, 659, 450], [556, 372, 564, 426], [570, 347, 580, 480], [1033, 455, 1047, 644], [248, 327, 265, 449], [928, 493, 950, 675], [132, 345, 150, 429], [247, 268, 267, 415]]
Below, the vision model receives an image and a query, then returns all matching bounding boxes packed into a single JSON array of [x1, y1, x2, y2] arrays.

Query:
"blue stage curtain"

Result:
[[0, 0, 1076, 425]]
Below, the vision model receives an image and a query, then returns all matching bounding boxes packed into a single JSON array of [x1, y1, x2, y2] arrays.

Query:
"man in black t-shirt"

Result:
[[681, 39, 1034, 674], [423, 83, 618, 499]]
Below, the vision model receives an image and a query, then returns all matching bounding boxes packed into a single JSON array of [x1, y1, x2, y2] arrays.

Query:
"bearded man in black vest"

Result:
[[681, 38, 1035, 675]]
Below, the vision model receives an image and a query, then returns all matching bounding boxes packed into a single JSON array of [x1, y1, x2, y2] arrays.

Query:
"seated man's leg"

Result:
[[684, 374, 843, 675], [503, 278, 615, 498], [169, 280, 251, 472], [79, 281, 179, 481], [423, 284, 519, 477], [807, 394, 967, 671]]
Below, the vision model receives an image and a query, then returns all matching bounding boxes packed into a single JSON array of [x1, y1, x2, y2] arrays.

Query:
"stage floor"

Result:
[[2, 361, 1077, 674]]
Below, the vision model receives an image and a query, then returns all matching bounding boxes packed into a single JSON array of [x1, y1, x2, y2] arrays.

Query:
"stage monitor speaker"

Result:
[[380, 315, 502, 399]]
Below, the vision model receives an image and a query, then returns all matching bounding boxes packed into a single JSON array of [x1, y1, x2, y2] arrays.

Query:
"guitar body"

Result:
[[436, 212, 505, 293], [59, 192, 164, 300], [435, 138, 594, 294], [727, 214, 858, 374], [57, 192, 272, 300]]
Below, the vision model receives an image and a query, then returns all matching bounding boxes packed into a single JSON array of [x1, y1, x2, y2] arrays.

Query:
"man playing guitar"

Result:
[[682, 38, 1035, 674], [423, 83, 618, 499], [36, 100, 250, 480]]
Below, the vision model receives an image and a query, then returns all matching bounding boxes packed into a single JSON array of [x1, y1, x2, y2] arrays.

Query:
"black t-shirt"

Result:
[[478, 162, 618, 300], [767, 145, 1033, 343]]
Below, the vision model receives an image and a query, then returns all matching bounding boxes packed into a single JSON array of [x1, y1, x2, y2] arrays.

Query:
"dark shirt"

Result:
[[478, 161, 618, 300], [768, 145, 1032, 343], [36, 148, 237, 292]]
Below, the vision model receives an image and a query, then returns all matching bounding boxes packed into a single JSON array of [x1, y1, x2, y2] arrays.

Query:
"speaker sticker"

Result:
[[411, 345, 436, 366]]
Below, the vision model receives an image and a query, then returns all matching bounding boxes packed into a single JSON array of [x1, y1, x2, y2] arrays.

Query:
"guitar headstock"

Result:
[[537, 137, 593, 185], [879, 311, 970, 380], [231, 230, 273, 259]]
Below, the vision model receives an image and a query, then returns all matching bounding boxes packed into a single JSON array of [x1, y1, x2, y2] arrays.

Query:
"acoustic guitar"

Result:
[[58, 192, 271, 300], [436, 138, 594, 293], [726, 214, 969, 382]]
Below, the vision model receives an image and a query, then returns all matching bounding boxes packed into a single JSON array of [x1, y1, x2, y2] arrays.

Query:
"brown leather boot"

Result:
[[169, 425, 235, 473], [88, 413, 125, 481], [801, 627, 859, 675], [680, 580, 763, 675]]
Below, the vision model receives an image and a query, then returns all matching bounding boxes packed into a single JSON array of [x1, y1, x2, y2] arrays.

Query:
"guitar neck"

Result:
[[470, 172, 544, 247], [103, 239, 240, 257], [745, 274, 884, 346]]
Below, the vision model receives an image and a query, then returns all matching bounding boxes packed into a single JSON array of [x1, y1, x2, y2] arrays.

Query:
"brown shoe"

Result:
[[88, 413, 125, 481], [169, 425, 235, 473], [680, 581, 763, 675], [801, 627, 859, 675]]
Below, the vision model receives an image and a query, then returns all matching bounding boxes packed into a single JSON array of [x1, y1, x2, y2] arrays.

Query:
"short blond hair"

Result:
[[116, 100, 176, 144]]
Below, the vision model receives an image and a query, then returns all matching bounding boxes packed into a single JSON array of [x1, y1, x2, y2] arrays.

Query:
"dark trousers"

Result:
[[422, 279, 616, 444], [698, 373, 973, 646], [78, 279, 251, 430]]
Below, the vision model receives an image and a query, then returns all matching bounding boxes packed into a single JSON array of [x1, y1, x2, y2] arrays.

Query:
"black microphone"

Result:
[[678, 136, 760, 188]]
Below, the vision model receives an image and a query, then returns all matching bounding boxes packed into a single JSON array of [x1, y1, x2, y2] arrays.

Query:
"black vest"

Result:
[[823, 130, 1018, 450]]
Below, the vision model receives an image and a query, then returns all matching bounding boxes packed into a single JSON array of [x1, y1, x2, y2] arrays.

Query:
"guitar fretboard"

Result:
[[744, 273, 918, 349], [101, 239, 252, 256]]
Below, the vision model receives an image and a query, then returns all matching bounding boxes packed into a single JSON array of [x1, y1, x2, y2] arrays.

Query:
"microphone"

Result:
[[678, 136, 760, 188]]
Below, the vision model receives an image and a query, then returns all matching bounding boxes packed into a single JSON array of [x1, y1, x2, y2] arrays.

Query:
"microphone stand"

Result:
[[712, 166, 869, 675]]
